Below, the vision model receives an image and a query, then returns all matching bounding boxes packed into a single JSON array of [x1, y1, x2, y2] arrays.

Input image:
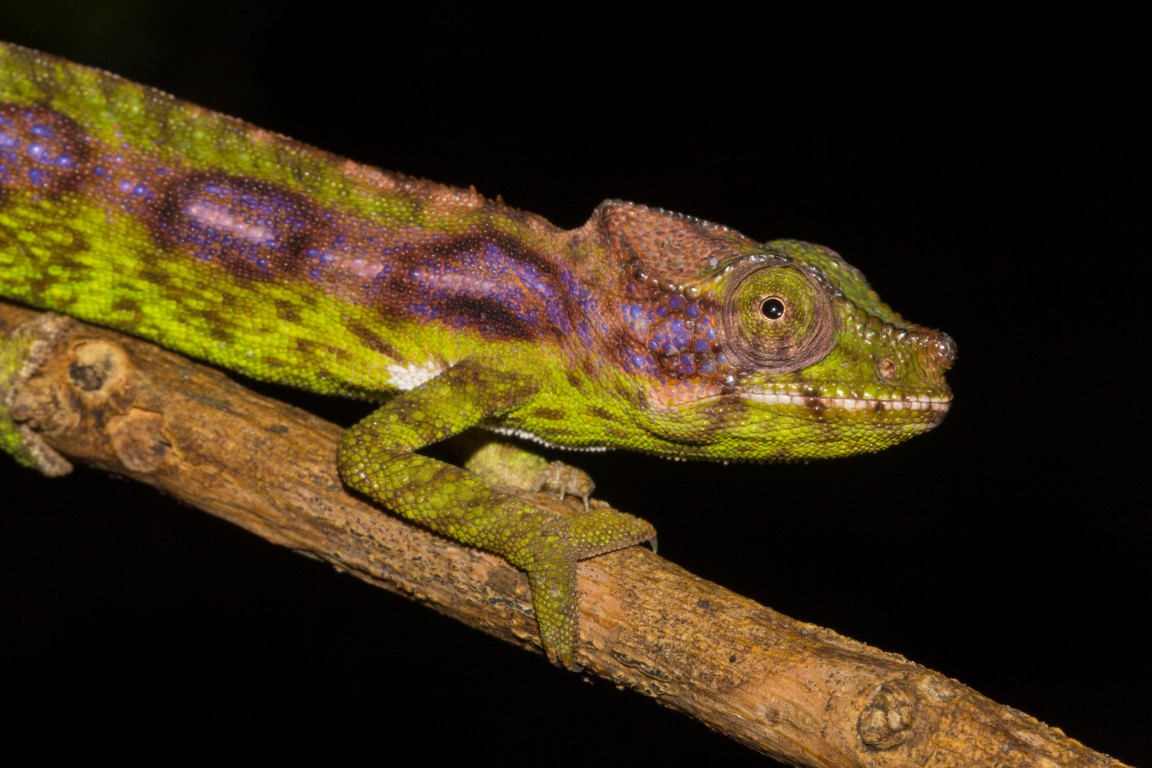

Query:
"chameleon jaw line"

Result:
[[743, 390, 952, 413]]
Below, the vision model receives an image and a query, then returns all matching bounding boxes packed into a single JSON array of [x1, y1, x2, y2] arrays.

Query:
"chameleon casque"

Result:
[[0, 42, 954, 668]]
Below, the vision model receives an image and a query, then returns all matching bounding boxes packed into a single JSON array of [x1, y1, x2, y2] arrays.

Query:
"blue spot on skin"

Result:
[[695, 339, 709, 352], [132, 183, 148, 196], [577, 322, 595, 348], [686, 303, 700, 319], [626, 351, 657, 375], [0, 107, 84, 194], [305, 248, 331, 266], [669, 295, 683, 309]]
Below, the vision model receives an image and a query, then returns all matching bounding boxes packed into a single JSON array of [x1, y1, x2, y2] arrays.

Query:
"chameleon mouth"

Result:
[[744, 390, 953, 414]]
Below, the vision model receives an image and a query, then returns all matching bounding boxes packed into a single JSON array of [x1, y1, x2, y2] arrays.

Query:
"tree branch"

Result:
[[0, 300, 1128, 768]]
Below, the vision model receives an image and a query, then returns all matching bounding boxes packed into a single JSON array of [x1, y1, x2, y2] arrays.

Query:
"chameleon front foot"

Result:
[[456, 436, 655, 664], [517, 501, 656, 669], [337, 366, 659, 669]]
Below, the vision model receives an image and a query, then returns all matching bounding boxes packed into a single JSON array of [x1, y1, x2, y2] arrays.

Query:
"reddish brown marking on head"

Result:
[[596, 200, 752, 281], [0, 103, 91, 198]]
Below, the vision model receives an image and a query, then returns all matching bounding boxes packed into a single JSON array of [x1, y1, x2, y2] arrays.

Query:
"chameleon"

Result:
[[0, 42, 954, 668]]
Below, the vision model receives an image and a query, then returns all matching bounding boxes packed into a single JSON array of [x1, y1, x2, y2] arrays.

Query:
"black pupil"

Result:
[[760, 298, 785, 320]]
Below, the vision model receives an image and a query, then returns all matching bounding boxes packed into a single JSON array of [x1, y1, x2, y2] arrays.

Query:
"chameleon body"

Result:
[[0, 43, 955, 667]]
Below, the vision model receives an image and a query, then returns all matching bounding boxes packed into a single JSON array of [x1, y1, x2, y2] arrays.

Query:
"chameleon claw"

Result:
[[533, 460, 595, 511]]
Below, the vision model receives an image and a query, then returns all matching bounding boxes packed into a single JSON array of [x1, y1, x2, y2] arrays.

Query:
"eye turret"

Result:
[[720, 261, 837, 374]]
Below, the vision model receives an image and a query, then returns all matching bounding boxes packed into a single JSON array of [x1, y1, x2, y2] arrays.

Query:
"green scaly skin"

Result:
[[0, 42, 955, 668]]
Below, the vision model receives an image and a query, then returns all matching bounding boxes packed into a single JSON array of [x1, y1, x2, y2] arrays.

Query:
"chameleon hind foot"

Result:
[[0, 312, 73, 476], [462, 437, 595, 507], [532, 460, 595, 510]]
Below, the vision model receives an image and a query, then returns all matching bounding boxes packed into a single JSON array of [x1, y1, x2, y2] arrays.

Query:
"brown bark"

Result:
[[0, 300, 1129, 768]]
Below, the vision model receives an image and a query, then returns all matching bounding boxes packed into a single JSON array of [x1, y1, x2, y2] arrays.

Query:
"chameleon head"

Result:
[[599, 202, 955, 461]]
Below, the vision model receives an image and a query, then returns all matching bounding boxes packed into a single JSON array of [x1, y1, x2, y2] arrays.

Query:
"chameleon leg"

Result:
[[336, 360, 655, 668]]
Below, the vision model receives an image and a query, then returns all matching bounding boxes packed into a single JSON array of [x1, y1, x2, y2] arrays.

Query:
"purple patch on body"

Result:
[[152, 172, 336, 280], [0, 104, 89, 196], [0, 101, 603, 349]]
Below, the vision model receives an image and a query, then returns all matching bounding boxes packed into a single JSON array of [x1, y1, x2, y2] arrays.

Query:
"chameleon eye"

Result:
[[760, 297, 786, 320], [720, 264, 836, 374]]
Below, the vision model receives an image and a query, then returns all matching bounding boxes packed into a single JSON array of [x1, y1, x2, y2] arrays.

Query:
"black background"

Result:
[[2, 4, 1147, 765]]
